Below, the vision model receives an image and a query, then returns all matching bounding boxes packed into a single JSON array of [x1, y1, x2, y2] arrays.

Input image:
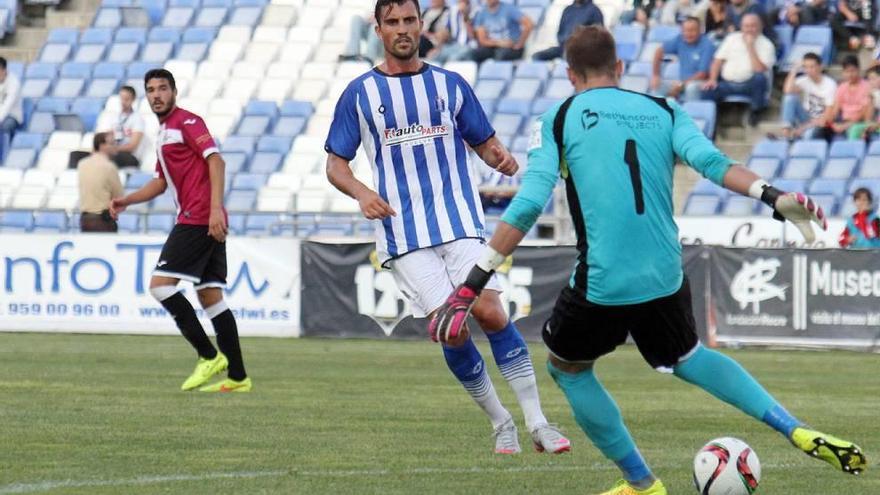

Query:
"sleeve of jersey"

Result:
[[324, 86, 361, 161], [182, 116, 219, 159], [500, 116, 559, 233], [455, 79, 495, 147], [671, 103, 733, 185]]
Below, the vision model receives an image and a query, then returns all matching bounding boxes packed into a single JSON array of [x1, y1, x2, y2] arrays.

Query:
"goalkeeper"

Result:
[[430, 25, 866, 495]]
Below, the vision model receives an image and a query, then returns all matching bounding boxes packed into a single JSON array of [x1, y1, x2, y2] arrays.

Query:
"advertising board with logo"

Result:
[[710, 248, 880, 348], [678, 217, 847, 248], [300, 241, 579, 340], [0, 234, 300, 336]]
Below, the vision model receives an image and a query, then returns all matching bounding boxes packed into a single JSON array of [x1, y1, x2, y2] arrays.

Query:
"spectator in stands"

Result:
[[826, 55, 872, 137], [105, 85, 144, 169], [420, 0, 451, 58], [832, 0, 876, 50], [470, 0, 534, 63], [772, 0, 829, 31], [655, 0, 699, 25], [839, 188, 880, 248], [532, 0, 603, 61], [697, 0, 735, 41], [339, 9, 384, 63], [778, 52, 836, 140], [430, 0, 477, 63], [0, 57, 22, 141], [650, 17, 714, 102], [847, 65, 880, 139], [618, 0, 659, 27], [78, 132, 123, 233], [702, 13, 776, 126]]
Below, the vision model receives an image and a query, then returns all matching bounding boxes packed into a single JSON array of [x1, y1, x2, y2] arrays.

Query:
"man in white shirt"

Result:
[[701, 13, 776, 125], [0, 57, 23, 139], [106, 85, 144, 169], [779, 52, 836, 140]]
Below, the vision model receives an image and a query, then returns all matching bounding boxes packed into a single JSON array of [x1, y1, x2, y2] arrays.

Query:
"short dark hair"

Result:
[[854, 187, 873, 202], [0, 57, 6, 70], [144, 68, 176, 91], [565, 26, 617, 80], [682, 16, 701, 27], [842, 55, 860, 70], [120, 85, 136, 98], [93, 131, 111, 152], [374, 0, 420, 25], [802, 52, 822, 65]]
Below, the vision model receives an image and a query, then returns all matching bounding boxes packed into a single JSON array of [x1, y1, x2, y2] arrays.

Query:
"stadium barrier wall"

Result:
[[0, 234, 301, 337]]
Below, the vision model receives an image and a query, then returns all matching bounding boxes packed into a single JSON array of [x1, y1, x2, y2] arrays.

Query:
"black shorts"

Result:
[[542, 278, 699, 370], [153, 224, 227, 289]]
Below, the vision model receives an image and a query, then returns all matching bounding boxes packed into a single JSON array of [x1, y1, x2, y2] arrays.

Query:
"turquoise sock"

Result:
[[674, 346, 802, 436], [547, 361, 653, 483]]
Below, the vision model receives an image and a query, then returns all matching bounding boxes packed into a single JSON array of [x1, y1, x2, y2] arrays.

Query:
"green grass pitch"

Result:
[[0, 333, 876, 494]]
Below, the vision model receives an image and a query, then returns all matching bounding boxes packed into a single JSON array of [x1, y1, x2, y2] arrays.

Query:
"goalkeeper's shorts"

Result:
[[542, 277, 699, 371]]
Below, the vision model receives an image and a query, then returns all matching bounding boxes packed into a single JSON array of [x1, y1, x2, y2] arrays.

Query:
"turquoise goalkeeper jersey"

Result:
[[502, 87, 733, 305]]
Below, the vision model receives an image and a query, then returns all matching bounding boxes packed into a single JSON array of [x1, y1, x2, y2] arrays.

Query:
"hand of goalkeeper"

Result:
[[759, 185, 828, 243], [428, 263, 495, 344]]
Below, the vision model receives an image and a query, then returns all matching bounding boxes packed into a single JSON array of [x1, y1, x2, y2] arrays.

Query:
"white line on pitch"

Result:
[[0, 470, 287, 494]]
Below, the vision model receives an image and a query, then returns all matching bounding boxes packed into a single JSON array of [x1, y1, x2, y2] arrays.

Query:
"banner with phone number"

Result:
[[0, 234, 300, 336]]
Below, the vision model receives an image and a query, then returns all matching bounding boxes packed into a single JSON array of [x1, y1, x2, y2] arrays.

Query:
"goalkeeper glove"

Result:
[[754, 182, 828, 243], [428, 266, 492, 343]]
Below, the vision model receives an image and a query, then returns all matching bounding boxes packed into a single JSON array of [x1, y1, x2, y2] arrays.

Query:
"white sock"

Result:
[[462, 368, 513, 429], [498, 357, 548, 430]]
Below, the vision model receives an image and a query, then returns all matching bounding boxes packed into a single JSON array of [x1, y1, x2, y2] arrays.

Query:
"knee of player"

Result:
[[196, 288, 223, 308], [149, 285, 179, 302], [471, 300, 508, 331]]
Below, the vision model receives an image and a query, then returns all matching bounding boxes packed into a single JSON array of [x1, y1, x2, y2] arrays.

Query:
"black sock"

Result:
[[211, 309, 247, 381], [159, 292, 217, 359]]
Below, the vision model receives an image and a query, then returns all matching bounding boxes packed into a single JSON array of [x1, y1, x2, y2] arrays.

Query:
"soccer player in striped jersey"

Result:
[[325, 0, 570, 455], [432, 26, 866, 494]]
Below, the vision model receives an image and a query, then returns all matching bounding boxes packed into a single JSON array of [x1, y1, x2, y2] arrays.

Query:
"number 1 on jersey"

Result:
[[623, 139, 645, 215]]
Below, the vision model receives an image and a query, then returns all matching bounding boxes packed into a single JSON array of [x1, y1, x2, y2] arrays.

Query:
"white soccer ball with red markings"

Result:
[[693, 437, 761, 495]]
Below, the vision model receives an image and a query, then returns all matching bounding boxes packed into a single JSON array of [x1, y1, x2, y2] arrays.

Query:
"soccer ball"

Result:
[[693, 437, 761, 495]]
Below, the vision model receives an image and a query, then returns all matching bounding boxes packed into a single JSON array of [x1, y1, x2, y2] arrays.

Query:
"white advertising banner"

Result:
[[0, 234, 300, 336], [677, 216, 847, 248]]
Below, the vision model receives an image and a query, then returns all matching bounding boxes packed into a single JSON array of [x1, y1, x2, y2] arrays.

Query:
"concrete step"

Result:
[[45, 10, 92, 29], [0, 47, 39, 63], [3, 27, 49, 49]]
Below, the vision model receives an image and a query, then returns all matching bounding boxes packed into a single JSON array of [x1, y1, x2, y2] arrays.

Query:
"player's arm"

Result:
[[429, 115, 560, 342], [326, 152, 396, 219], [671, 102, 826, 241], [473, 136, 518, 176], [207, 152, 227, 242], [110, 177, 166, 219]]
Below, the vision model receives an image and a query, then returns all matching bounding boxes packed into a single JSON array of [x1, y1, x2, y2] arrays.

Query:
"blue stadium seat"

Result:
[[682, 100, 716, 138], [229, 5, 262, 25], [511, 135, 530, 153], [27, 112, 56, 134], [810, 194, 838, 216], [620, 75, 648, 93], [231, 173, 268, 190], [32, 211, 68, 232], [613, 24, 644, 62], [495, 98, 532, 117], [747, 156, 781, 178], [858, 155, 880, 178], [194, 6, 228, 27], [791, 25, 833, 65], [228, 213, 246, 235], [683, 194, 721, 215], [87, 62, 125, 97], [93, 8, 122, 28], [781, 157, 820, 179], [108, 27, 147, 62], [829, 140, 865, 159], [790, 139, 827, 161], [224, 152, 248, 174], [775, 24, 794, 65], [280, 100, 314, 117], [821, 157, 858, 179], [140, 0, 168, 24], [75, 28, 113, 63], [245, 212, 284, 235], [530, 97, 557, 116], [506, 79, 542, 100], [691, 178, 729, 197], [25, 62, 58, 80], [162, 6, 195, 27], [721, 196, 756, 216], [227, 189, 257, 211], [117, 214, 142, 233], [222, 135, 256, 156], [151, 193, 176, 212], [11, 132, 45, 150], [0, 211, 34, 231], [177, 27, 216, 60], [257, 135, 292, 154], [867, 139, 880, 156], [477, 60, 514, 81], [515, 61, 549, 80], [809, 178, 847, 197], [848, 178, 880, 194], [4, 149, 37, 169], [647, 25, 680, 43], [249, 152, 282, 174], [660, 61, 680, 81], [491, 113, 523, 135], [40, 28, 79, 63], [271, 117, 306, 137], [36, 96, 71, 113], [751, 139, 789, 161], [72, 98, 104, 131], [236, 115, 272, 136], [203, 0, 232, 6], [142, 33, 178, 62], [146, 213, 175, 233], [474, 79, 507, 101], [773, 178, 808, 193], [127, 171, 153, 188], [626, 61, 652, 77], [551, 61, 568, 79], [244, 100, 278, 119]]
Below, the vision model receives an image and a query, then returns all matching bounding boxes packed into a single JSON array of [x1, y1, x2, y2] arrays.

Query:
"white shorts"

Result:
[[389, 238, 503, 318]]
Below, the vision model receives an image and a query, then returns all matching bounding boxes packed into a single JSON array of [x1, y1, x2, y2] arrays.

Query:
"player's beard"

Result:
[[152, 97, 175, 118], [387, 36, 419, 62]]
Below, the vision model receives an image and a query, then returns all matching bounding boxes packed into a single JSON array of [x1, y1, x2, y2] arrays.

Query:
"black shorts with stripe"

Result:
[[153, 224, 227, 289], [541, 277, 699, 370]]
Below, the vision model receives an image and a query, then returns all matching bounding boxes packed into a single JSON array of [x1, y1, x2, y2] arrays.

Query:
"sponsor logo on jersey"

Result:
[[183, 118, 197, 125], [382, 123, 450, 147]]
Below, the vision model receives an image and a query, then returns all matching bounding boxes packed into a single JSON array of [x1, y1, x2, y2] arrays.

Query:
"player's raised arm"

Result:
[[326, 152, 396, 220]]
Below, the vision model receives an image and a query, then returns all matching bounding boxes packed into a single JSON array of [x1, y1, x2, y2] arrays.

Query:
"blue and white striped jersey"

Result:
[[325, 64, 495, 264]]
